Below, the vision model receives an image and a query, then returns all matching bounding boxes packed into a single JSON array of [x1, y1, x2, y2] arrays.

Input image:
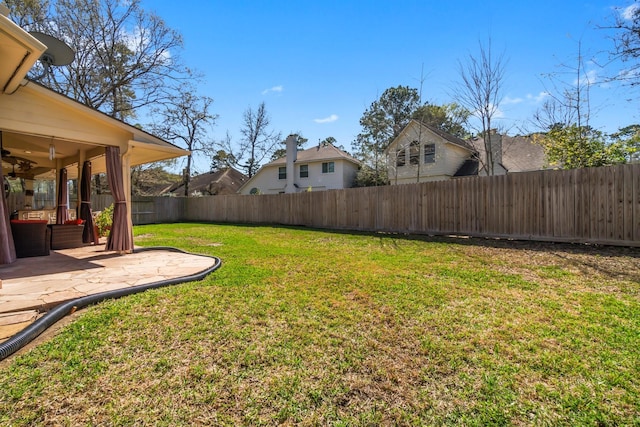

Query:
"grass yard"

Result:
[[0, 223, 639, 426]]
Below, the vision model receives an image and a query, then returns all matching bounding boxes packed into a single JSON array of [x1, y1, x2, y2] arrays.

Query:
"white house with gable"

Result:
[[238, 135, 361, 195], [384, 120, 477, 184], [385, 120, 550, 184]]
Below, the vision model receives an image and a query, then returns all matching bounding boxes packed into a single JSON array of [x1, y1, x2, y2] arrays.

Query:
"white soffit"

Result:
[[0, 13, 46, 94]]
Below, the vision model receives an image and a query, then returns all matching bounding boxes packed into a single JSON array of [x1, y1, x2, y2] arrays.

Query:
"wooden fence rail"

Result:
[[94, 164, 639, 246]]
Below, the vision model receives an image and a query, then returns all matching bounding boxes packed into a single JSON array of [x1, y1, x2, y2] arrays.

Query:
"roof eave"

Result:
[[0, 13, 47, 94]]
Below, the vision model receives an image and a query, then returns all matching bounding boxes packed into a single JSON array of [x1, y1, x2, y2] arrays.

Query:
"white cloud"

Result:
[[526, 91, 550, 103], [314, 114, 339, 124], [470, 105, 504, 120], [618, 67, 640, 81], [585, 69, 599, 85], [622, 3, 639, 20], [503, 96, 524, 105], [262, 85, 283, 95], [573, 69, 599, 87]]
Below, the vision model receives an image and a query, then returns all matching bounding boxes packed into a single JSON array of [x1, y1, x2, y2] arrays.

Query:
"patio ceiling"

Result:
[[1, 124, 189, 181], [1, 131, 95, 180]]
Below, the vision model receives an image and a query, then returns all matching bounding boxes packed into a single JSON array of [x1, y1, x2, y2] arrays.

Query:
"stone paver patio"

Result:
[[0, 243, 218, 341]]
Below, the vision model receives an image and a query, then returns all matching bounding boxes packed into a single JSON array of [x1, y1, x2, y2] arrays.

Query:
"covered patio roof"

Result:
[[1, 80, 189, 180], [0, 7, 189, 262]]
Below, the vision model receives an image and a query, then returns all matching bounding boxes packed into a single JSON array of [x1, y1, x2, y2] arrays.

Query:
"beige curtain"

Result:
[[105, 146, 132, 252]]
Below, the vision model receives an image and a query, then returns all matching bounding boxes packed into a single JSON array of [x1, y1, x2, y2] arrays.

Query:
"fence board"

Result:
[[634, 163, 640, 243], [598, 168, 608, 241], [614, 165, 625, 241], [120, 165, 638, 246]]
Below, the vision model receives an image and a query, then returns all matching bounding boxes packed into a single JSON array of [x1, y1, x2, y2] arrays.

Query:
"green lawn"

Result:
[[1, 223, 639, 426]]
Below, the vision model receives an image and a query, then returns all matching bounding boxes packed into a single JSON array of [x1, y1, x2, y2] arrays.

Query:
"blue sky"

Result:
[[140, 0, 638, 173]]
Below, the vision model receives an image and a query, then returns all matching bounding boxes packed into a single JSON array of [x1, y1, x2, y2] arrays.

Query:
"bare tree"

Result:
[[608, 3, 640, 87], [235, 102, 281, 178], [535, 41, 593, 132], [455, 40, 507, 176], [12, 0, 186, 121], [149, 82, 218, 196], [533, 41, 628, 169]]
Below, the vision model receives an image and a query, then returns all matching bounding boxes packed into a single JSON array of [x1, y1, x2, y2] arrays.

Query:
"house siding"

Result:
[[388, 125, 471, 185], [239, 159, 358, 195]]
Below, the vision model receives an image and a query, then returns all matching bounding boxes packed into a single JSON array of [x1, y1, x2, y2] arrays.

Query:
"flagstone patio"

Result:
[[0, 243, 219, 341]]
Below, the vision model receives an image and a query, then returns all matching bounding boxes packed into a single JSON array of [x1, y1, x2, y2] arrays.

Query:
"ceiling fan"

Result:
[[1, 137, 49, 180], [4, 160, 50, 180]]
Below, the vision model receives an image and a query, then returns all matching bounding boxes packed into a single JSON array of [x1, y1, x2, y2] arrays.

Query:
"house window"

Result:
[[396, 148, 406, 167], [300, 164, 309, 178], [322, 162, 334, 173], [278, 167, 286, 180], [424, 144, 436, 164], [409, 141, 420, 165]]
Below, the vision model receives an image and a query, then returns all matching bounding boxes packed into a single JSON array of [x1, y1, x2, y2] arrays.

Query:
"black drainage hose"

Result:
[[0, 247, 221, 361]]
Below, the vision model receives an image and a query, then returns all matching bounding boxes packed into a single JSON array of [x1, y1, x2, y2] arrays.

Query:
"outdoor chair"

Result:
[[10, 220, 51, 258]]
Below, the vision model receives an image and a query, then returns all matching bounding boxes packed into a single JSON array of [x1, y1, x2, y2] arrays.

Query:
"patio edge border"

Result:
[[0, 247, 222, 361]]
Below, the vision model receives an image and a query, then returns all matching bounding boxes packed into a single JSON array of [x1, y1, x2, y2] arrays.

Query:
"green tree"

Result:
[[535, 125, 627, 169], [316, 136, 348, 152], [270, 134, 308, 161], [210, 150, 237, 172], [353, 165, 389, 187], [319, 136, 337, 146], [412, 103, 471, 138], [130, 164, 181, 196], [353, 85, 420, 185], [611, 124, 640, 162]]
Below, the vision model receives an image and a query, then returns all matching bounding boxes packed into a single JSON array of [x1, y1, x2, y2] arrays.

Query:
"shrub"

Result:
[[95, 204, 113, 237]]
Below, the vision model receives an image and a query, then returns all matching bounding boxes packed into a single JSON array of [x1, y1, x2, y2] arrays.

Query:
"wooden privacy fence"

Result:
[[93, 194, 186, 224], [98, 164, 639, 246]]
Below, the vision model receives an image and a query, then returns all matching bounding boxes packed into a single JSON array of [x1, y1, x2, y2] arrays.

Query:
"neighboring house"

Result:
[[238, 135, 360, 195], [467, 131, 550, 176], [386, 120, 550, 184], [168, 167, 247, 196], [384, 119, 477, 185]]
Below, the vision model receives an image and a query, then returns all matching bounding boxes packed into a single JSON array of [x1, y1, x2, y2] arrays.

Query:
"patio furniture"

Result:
[[48, 222, 86, 250], [22, 211, 43, 220], [10, 220, 51, 258], [17, 209, 57, 223]]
